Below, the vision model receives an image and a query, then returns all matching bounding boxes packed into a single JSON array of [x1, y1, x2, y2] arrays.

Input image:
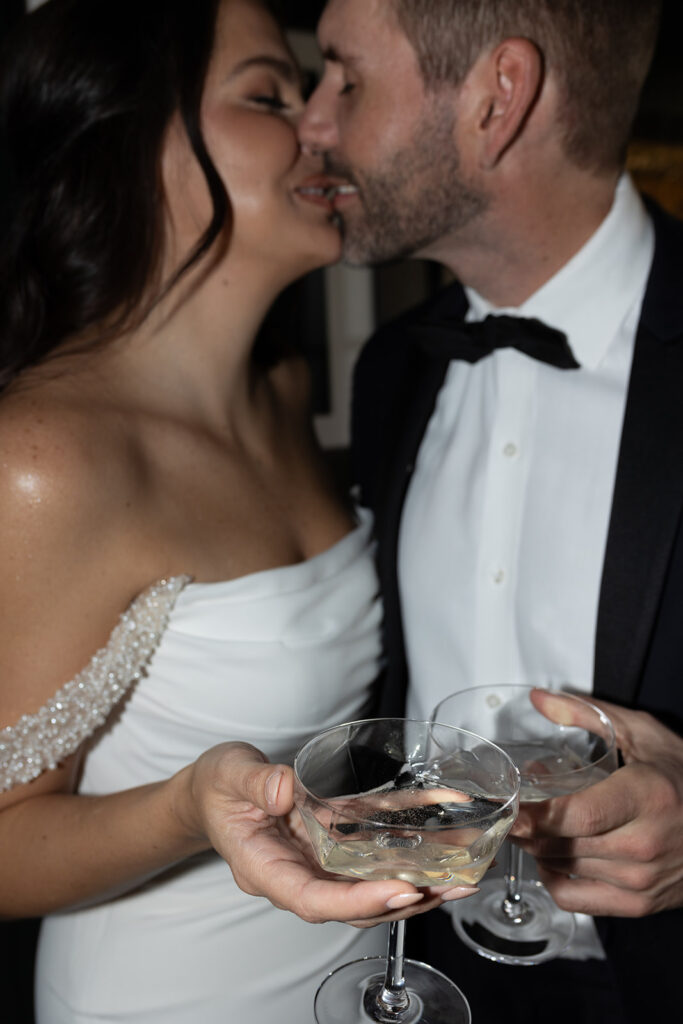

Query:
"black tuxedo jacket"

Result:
[[350, 198, 683, 1013], [352, 198, 683, 732]]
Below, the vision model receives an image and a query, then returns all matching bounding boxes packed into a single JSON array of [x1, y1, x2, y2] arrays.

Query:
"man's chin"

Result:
[[338, 225, 400, 267], [341, 236, 423, 268]]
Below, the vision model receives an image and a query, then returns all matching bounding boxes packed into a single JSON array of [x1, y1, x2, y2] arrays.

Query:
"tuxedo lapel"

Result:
[[374, 345, 451, 597], [372, 342, 451, 715], [351, 282, 466, 716], [594, 202, 683, 704]]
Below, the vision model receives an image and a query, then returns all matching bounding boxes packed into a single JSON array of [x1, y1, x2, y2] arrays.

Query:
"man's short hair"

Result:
[[391, 0, 662, 172]]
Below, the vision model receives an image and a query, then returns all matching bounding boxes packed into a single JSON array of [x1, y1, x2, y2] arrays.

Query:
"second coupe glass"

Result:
[[432, 685, 618, 965]]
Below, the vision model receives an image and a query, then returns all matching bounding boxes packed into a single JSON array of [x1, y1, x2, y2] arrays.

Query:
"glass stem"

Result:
[[377, 920, 410, 1016], [502, 841, 532, 924]]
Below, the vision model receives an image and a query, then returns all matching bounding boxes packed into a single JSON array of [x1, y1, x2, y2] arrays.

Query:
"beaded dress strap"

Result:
[[0, 575, 190, 792]]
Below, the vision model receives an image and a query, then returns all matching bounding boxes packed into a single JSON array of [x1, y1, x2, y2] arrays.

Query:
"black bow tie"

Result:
[[414, 313, 580, 370]]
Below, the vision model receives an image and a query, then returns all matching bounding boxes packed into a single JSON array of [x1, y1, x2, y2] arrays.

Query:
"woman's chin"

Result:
[[283, 243, 343, 280]]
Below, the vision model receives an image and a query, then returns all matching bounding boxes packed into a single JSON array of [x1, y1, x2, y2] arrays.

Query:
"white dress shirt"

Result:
[[401, 175, 655, 723]]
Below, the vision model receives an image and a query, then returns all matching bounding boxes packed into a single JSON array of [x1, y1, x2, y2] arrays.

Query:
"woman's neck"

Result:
[[93, 256, 290, 434]]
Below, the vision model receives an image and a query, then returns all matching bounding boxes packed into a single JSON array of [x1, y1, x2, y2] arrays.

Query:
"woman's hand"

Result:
[[174, 742, 478, 928]]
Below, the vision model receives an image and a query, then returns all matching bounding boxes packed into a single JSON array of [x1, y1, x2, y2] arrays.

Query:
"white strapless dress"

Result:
[[34, 512, 386, 1023]]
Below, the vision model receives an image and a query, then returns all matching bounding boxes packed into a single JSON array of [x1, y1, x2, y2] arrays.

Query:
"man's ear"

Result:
[[471, 38, 543, 169]]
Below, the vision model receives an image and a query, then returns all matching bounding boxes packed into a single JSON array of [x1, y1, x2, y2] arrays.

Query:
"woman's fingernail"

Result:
[[386, 893, 424, 910], [440, 886, 480, 901], [265, 771, 283, 808]]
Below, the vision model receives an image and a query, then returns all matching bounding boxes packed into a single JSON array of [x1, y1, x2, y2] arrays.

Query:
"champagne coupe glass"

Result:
[[432, 686, 618, 965], [294, 717, 520, 1024]]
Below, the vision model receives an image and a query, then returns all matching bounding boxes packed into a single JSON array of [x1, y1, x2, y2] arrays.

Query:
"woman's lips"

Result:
[[295, 177, 359, 206]]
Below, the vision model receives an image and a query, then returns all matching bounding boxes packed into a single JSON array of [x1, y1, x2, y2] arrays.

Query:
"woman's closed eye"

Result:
[[249, 93, 291, 112]]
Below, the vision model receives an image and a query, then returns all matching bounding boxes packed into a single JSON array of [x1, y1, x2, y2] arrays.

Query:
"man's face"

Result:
[[298, 0, 488, 265]]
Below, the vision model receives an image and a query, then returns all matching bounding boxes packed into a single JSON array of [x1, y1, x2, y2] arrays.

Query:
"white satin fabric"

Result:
[[36, 511, 386, 1022]]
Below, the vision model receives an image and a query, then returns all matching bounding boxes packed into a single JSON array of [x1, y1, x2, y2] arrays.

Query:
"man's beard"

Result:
[[328, 102, 489, 266]]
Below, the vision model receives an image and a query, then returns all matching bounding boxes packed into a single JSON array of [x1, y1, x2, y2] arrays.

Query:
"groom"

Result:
[[300, 1, 683, 1021]]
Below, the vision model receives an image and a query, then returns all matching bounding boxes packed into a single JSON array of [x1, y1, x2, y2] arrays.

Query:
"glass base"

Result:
[[314, 956, 471, 1024], [450, 878, 576, 966]]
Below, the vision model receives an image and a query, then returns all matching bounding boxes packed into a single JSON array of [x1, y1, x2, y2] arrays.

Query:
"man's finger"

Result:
[[529, 689, 616, 744], [582, 698, 683, 767], [514, 832, 618, 862], [535, 852, 661, 891], [512, 764, 641, 838], [536, 866, 665, 918]]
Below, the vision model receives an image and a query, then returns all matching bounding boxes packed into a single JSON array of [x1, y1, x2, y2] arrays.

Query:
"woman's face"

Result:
[[163, 0, 341, 287]]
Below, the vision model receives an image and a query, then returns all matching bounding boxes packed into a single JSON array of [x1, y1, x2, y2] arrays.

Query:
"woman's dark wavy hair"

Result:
[[0, 0, 228, 391]]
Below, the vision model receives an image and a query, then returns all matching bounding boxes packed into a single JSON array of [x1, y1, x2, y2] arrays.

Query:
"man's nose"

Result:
[[298, 83, 338, 156]]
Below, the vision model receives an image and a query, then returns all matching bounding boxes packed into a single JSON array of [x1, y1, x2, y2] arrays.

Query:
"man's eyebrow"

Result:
[[227, 56, 301, 84]]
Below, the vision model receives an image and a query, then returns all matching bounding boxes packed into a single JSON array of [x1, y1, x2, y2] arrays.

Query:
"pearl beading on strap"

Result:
[[0, 576, 190, 792]]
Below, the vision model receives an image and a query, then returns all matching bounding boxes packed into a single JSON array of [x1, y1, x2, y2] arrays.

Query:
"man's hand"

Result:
[[511, 695, 683, 917], [175, 742, 477, 928]]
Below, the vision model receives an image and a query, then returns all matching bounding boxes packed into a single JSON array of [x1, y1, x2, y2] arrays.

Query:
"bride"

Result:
[[0, 0, 472, 1020]]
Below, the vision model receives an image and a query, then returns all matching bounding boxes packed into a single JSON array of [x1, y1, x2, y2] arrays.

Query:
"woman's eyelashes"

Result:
[[247, 83, 304, 114], [250, 92, 288, 110]]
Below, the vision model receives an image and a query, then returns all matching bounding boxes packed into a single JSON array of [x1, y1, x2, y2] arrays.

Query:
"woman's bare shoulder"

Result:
[[0, 380, 141, 533], [0, 383, 159, 719]]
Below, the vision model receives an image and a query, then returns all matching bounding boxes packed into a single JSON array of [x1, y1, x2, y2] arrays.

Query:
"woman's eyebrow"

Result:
[[227, 55, 300, 83]]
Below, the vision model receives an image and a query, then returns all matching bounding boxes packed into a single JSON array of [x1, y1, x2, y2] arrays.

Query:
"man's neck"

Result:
[[428, 169, 621, 308]]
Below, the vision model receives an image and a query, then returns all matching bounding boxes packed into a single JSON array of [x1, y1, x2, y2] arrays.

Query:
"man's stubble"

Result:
[[328, 99, 489, 266]]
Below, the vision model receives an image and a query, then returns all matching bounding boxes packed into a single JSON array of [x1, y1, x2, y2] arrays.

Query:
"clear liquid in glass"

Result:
[[299, 779, 515, 886]]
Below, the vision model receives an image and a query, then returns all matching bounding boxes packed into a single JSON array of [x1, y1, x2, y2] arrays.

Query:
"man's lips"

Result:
[[328, 183, 359, 209]]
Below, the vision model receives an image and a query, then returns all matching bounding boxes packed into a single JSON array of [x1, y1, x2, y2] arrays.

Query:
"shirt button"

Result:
[[493, 569, 505, 584], [503, 443, 518, 458]]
